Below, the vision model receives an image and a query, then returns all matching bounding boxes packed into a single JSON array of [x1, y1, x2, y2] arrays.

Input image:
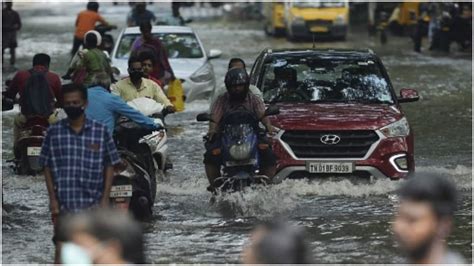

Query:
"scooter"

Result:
[[2, 94, 49, 175], [14, 115, 49, 175], [196, 106, 279, 192], [110, 97, 170, 220]]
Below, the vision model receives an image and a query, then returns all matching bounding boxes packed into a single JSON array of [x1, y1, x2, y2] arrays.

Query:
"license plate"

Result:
[[310, 26, 328, 32], [306, 162, 354, 174], [110, 185, 132, 198], [27, 147, 41, 156]]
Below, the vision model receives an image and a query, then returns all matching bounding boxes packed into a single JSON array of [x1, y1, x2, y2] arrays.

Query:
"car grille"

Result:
[[281, 130, 379, 158], [306, 19, 333, 28]]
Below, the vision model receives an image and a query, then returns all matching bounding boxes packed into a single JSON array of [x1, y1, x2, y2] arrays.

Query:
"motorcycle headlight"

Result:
[[229, 143, 252, 161], [190, 63, 213, 83], [380, 117, 410, 138], [334, 14, 346, 25]]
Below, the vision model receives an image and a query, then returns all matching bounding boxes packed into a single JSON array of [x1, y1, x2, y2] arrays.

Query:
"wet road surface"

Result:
[[2, 3, 471, 263]]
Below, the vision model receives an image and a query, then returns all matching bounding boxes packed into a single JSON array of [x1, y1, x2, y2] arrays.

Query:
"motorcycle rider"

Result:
[[4, 53, 62, 149], [139, 50, 164, 88], [209, 58, 262, 111], [71, 1, 116, 57], [131, 21, 176, 86], [112, 55, 175, 114], [85, 72, 162, 135], [65, 30, 112, 88], [204, 68, 277, 191], [127, 2, 156, 27]]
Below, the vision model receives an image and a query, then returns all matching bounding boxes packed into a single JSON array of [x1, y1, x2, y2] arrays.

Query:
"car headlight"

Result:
[[334, 14, 346, 25], [190, 63, 213, 83], [229, 143, 252, 160], [380, 117, 410, 138]]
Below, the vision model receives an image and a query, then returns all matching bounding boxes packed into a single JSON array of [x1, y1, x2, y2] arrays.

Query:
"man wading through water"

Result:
[[39, 84, 121, 263]]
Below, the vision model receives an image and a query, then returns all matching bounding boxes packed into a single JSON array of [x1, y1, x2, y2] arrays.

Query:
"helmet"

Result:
[[225, 68, 249, 89], [84, 30, 102, 46]]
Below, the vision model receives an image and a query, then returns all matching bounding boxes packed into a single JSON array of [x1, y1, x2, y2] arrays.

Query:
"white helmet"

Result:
[[83, 30, 102, 46]]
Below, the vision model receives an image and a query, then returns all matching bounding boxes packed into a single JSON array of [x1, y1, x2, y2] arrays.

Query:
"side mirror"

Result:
[[184, 18, 193, 24], [208, 49, 222, 60], [196, 112, 211, 122], [264, 105, 280, 116], [2, 97, 14, 111], [398, 88, 420, 103]]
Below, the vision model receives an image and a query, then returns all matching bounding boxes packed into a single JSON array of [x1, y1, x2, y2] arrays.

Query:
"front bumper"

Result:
[[290, 23, 347, 38], [271, 131, 414, 182]]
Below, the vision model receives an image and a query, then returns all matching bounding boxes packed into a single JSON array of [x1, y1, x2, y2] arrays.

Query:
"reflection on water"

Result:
[[2, 2, 472, 264]]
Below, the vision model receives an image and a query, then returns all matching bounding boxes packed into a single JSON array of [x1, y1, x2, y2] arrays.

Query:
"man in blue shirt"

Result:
[[39, 83, 121, 263], [85, 72, 161, 134]]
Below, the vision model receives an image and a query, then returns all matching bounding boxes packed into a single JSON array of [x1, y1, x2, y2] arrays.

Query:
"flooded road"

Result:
[[2, 3, 471, 263]]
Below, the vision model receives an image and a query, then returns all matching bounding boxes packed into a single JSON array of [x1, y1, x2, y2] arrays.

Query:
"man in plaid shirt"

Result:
[[39, 83, 121, 263]]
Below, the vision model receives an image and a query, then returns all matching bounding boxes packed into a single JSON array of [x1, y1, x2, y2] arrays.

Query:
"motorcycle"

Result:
[[110, 97, 170, 220], [95, 25, 115, 55], [2, 93, 50, 175], [196, 106, 279, 192], [14, 115, 49, 175]]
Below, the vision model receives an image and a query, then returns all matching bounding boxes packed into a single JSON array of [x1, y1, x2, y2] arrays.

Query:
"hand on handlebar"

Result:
[[165, 105, 176, 114], [204, 132, 216, 143], [153, 118, 164, 130], [266, 125, 278, 137]]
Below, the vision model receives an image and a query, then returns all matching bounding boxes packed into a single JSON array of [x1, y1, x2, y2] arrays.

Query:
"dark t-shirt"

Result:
[[2, 8, 21, 32], [129, 10, 156, 26]]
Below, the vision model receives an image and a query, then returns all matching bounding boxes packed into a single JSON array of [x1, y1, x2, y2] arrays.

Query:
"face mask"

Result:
[[129, 70, 143, 82], [64, 105, 85, 120], [229, 86, 249, 102], [61, 242, 93, 265]]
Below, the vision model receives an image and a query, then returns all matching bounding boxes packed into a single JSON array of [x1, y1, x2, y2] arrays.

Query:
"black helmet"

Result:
[[225, 68, 249, 89]]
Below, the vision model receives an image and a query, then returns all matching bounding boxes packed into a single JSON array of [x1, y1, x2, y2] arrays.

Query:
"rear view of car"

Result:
[[250, 49, 420, 182]]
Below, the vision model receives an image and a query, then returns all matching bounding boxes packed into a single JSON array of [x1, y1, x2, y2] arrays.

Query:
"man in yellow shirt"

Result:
[[112, 55, 175, 113]]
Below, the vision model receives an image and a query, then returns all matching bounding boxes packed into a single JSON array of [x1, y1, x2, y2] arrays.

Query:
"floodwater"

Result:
[[2, 3, 472, 264]]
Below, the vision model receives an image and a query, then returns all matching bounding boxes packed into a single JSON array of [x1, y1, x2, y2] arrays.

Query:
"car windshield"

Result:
[[292, 0, 346, 8], [115, 33, 204, 59], [260, 56, 395, 104]]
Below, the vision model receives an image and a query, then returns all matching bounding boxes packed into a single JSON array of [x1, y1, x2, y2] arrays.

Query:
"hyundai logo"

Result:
[[320, 134, 341, 145]]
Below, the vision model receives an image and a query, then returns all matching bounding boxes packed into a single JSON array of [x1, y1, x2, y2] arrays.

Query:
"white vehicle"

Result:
[[111, 26, 222, 102]]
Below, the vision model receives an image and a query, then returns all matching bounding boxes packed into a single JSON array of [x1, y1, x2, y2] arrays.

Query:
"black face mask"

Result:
[[64, 106, 85, 120], [229, 86, 249, 102], [129, 70, 143, 82]]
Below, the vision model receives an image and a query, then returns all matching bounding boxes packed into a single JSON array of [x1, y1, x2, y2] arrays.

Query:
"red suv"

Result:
[[249, 49, 420, 182]]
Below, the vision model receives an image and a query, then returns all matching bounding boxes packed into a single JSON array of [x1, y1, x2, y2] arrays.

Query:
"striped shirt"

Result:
[[39, 118, 120, 212]]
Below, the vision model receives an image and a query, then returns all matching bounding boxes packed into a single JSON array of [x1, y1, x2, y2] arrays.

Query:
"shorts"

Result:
[[203, 135, 276, 168], [2, 31, 17, 49]]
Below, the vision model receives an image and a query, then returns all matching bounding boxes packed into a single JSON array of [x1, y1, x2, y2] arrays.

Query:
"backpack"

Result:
[[21, 70, 54, 117]]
